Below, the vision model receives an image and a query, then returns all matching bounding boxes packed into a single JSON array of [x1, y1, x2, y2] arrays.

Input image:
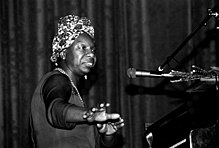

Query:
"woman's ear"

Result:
[[60, 49, 67, 60]]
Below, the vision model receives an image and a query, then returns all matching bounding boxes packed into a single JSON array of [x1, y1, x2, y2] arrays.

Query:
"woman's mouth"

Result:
[[85, 62, 94, 67], [82, 58, 95, 68], [83, 61, 94, 68]]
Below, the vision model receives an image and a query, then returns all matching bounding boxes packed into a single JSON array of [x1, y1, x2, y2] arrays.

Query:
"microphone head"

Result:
[[127, 68, 136, 78]]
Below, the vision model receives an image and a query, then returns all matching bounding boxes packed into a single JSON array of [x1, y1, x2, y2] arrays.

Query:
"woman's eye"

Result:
[[76, 43, 83, 50], [82, 46, 87, 50], [82, 46, 88, 52]]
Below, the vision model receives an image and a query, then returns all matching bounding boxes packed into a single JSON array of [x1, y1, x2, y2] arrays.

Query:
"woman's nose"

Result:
[[85, 49, 95, 57], [86, 52, 95, 58]]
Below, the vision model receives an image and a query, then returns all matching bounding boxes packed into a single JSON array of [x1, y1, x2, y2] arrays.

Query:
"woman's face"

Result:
[[65, 33, 96, 76]]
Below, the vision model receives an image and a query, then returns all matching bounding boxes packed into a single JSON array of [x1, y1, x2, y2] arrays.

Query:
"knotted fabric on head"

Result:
[[50, 15, 95, 65]]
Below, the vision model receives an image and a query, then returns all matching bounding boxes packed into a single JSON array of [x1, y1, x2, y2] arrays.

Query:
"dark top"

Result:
[[30, 70, 115, 148]]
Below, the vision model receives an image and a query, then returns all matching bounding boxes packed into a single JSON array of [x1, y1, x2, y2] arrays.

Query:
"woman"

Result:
[[30, 14, 124, 148]]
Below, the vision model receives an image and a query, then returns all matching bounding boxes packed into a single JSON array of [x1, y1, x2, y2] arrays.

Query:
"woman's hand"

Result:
[[97, 117, 124, 135], [83, 102, 124, 135], [83, 103, 120, 122]]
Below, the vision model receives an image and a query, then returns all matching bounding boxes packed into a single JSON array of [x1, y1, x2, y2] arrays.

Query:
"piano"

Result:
[[144, 80, 219, 148]]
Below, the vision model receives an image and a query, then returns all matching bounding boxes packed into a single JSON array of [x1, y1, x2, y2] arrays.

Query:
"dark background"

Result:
[[1, 0, 219, 148]]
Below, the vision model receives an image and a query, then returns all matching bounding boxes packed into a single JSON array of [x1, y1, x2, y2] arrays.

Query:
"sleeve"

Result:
[[95, 129, 117, 148], [42, 73, 76, 129], [99, 134, 117, 148]]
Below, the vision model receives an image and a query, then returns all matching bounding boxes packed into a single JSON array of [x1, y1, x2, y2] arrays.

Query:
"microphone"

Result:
[[127, 68, 174, 78]]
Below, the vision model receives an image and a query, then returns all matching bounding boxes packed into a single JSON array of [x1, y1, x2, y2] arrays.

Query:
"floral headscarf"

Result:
[[50, 15, 95, 65]]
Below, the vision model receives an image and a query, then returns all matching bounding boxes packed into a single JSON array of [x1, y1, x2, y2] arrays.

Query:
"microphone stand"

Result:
[[158, 6, 219, 72]]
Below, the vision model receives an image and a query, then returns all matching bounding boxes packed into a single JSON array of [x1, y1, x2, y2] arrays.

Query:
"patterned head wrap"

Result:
[[50, 15, 95, 64]]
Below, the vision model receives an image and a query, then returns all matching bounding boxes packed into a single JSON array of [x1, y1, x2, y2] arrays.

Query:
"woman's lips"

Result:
[[83, 61, 94, 68], [82, 57, 95, 68]]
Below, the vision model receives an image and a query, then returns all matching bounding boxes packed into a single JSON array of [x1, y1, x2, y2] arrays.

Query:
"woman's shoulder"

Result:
[[45, 70, 69, 84]]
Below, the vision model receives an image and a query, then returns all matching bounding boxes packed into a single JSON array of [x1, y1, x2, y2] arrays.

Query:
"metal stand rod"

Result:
[[158, 7, 219, 72]]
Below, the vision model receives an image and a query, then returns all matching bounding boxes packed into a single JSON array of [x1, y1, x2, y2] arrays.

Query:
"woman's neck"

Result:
[[58, 62, 80, 86]]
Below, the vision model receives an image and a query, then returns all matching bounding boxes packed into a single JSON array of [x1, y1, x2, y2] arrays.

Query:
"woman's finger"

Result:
[[106, 113, 120, 120]]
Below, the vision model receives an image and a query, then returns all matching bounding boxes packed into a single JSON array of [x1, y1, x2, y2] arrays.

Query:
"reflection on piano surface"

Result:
[[189, 121, 218, 148], [144, 75, 219, 148]]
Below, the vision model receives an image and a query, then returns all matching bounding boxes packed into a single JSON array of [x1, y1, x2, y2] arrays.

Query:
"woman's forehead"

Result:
[[75, 33, 95, 46]]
